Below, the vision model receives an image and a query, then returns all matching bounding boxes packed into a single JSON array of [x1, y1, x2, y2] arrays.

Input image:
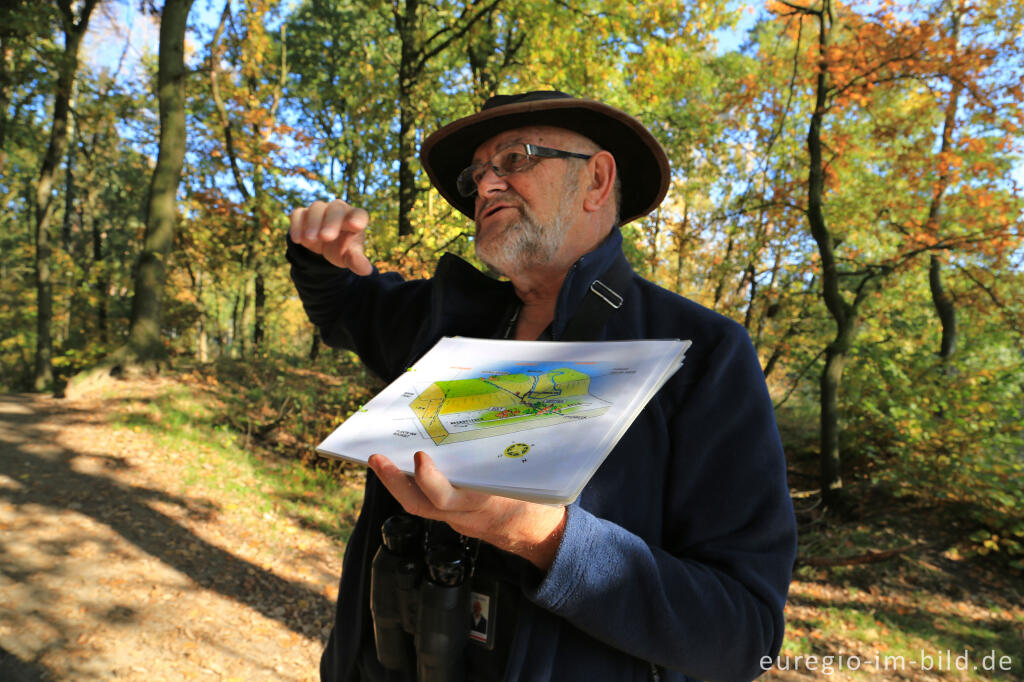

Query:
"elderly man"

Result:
[[287, 91, 797, 682]]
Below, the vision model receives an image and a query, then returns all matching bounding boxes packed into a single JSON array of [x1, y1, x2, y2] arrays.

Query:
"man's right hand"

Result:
[[289, 199, 373, 275]]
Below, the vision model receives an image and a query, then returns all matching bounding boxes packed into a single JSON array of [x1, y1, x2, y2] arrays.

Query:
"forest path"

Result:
[[0, 384, 342, 681]]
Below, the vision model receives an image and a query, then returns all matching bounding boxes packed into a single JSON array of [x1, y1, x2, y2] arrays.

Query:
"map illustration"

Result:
[[408, 367, 611, 445], [316, 337, 690, 504]]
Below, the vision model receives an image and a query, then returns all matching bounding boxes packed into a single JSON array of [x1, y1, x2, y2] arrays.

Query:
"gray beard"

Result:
[[475, 180, 580, 277]]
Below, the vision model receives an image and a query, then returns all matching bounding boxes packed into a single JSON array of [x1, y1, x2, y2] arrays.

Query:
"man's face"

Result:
[[470, 126, 591, 276]]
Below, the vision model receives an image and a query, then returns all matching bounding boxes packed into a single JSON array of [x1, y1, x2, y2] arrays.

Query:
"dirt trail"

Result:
[[0, 386, 344, 681]]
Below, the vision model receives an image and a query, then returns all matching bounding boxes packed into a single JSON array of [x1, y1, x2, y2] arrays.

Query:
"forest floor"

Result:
[[0, 370, 1021, 680], [0, 373, 361, 681], [768, 491, 1024, 680]]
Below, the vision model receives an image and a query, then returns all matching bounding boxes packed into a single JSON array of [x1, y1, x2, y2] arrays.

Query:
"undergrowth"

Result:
[[99, 348, 379, 546]]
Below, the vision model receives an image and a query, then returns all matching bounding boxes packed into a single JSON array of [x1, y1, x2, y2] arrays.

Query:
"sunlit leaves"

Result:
[[2, 0, 1022, 554]]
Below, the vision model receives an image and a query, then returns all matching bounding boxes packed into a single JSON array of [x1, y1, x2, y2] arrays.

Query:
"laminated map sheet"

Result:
[[316, 336, 691, 504]]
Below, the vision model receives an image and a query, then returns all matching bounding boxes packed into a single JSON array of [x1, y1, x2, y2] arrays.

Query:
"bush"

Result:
[[845, 339, 1024, 565]]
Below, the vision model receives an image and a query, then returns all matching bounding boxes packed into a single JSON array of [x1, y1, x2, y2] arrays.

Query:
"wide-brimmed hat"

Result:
[[420, 91, 670, 226]]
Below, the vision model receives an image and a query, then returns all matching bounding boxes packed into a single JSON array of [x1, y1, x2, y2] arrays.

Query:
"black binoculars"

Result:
[[370, 515, 474, 682]]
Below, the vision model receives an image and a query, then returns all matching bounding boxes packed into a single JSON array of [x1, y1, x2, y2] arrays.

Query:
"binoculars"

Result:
[[370, 515, 474, 682]]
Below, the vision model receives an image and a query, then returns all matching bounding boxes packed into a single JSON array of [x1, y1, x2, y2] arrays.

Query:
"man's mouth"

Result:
[[479, 202, 518, 220]]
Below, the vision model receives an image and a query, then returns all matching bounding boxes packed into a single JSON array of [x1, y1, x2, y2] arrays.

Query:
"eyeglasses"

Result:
[[456, 143, 593, 197]]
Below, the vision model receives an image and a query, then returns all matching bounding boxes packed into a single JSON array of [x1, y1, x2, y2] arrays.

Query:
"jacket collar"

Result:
[[431, 227, 626, 341], [550, 228, 625, 340]]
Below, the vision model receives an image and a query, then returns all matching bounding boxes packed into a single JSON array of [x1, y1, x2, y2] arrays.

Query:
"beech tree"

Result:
[[126, 0, 195, 361]]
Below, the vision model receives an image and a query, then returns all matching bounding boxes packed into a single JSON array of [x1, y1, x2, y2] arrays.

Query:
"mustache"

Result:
[[476, 193, 525, 221]]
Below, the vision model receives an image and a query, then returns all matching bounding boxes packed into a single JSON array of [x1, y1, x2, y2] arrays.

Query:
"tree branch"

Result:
[[774, 0, 822, 17], [415, 0, 502, 74], [209, 0, 251, 202], [797, 542, 935, 567], [773, 346, 827, 409]]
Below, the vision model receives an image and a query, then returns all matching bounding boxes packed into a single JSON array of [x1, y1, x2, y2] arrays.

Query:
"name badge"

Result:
[[469, 580, 498, 650]]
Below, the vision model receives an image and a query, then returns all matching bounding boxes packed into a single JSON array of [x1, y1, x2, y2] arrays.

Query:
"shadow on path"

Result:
[[0, 644, 52, 682], [0, 393, 336, 675]]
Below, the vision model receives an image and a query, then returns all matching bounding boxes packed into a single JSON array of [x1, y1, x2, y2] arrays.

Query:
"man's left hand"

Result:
[[368, 451, 567, 571]]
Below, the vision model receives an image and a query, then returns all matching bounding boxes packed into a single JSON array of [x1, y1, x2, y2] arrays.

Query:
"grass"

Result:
[[99, 352, 374, 548], [780, 577, 1023, 678]]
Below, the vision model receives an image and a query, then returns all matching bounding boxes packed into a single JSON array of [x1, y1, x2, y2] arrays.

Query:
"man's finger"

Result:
[[318, 202, 372, 274], [414, 451, 490, 512], [320, 200, 352, 241], [412, 450, 459, 510], [289, 206, 307, 243], [346, 207, 369, 232], [368, 454, 435, 518], [304, 200, 329, 241], [338, 216, 372, 275], [346, 248, 373, 276]]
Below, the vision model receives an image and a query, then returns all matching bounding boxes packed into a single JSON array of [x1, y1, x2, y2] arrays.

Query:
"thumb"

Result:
[[348, 249, 373, 276]]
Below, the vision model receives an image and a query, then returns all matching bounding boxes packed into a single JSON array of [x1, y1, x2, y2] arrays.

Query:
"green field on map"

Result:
[[409, 367, 609, 445]]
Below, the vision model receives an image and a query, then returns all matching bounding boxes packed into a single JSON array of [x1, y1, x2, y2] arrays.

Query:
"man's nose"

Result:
[[475, 165, 508, 195]]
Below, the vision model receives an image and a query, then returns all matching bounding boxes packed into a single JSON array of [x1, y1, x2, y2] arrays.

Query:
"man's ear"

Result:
[[582, 151, 616, 213]]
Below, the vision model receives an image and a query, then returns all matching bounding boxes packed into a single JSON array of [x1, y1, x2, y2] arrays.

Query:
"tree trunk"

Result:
[[0, 37, 8, 177], [62, 112, 77, 252], [230, 293, 241, 357], [127, 0, 195, 361], [711, 237, 734, 310], [308, 328, 320, 362], [674, 205, 689, 293], [819, 348, 843, 493], [195, 267, 209, 362], [646, 210, 661, 278], [253, 271, 265, 350], [803, 0, 849, 507], [198, 320, 209, 362], [929, 254, 956, 361], [396, 0, 419, 237], [32, 0, 98, 391], [92, 214, 107, 342], [925, 9, 963, 362], [742, 263, 757, 332], [819, 310, 863, 500], [240, 282, 253, 358]]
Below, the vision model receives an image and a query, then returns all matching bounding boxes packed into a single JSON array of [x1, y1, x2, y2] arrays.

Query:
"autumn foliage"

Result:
[[1, 0, 1021, 562]]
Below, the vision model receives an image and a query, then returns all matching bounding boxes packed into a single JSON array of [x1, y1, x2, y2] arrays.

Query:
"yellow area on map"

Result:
[[409, 368, 608, 445]]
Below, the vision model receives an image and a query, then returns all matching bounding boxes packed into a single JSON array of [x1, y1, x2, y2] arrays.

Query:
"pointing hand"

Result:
[[289, 199, 373, 275]]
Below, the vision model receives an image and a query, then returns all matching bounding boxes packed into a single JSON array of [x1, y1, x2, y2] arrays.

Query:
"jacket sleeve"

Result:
[[525, 324, 796, 682], [286, 235, 432, 380]]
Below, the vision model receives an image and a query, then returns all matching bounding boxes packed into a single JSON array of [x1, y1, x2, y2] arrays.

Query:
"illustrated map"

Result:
[[408, 367, 611, 445], [315, 337, 691, 503]]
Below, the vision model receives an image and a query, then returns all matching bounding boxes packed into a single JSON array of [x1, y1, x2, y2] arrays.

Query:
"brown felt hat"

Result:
[[420, 91, 670, 226]]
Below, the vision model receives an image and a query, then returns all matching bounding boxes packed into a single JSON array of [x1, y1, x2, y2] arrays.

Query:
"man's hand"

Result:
[[289, 199, 373, 275], [368, 451, 567, 571]]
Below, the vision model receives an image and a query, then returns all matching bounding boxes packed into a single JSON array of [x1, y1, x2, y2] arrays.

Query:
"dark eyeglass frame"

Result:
[[456, 143, 593, 197]]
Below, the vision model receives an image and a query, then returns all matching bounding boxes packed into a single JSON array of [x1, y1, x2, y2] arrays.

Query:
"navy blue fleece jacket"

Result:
[[287, 228, 797, 682]]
